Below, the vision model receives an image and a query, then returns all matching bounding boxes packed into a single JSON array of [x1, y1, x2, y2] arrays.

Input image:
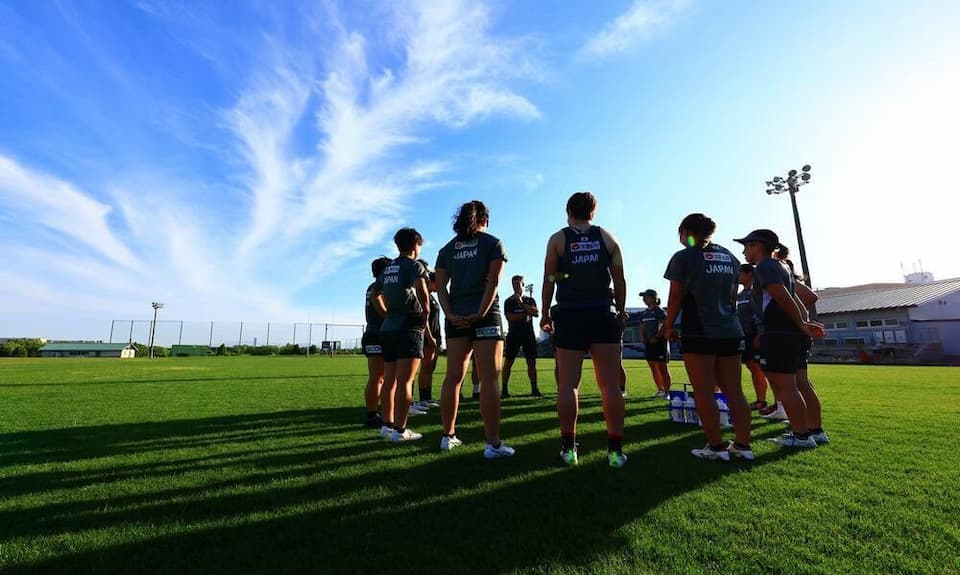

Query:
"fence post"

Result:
[[128, 320, 134, 344], [178, 321, 184, 345], [238, 322, 244, 348], [209, 321, 214, 347], [109, 320, 115, 344], [266, 322, 271, 346]]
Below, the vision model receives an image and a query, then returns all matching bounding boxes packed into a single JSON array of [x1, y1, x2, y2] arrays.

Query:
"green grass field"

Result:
[[0, 357, 958, 575]]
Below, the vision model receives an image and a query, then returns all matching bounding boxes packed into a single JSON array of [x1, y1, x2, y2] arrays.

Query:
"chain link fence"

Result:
[[108, 320, 365, 351]]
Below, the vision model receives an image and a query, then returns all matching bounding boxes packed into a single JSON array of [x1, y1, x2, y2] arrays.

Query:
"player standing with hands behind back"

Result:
[[435, 200, 515, 458], [637, 289, 672, 398]]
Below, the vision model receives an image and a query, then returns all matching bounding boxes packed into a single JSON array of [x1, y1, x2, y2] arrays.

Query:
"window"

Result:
[[822, 322, 835, 329], [822, 338, 839, 345], [844, 337, 866, 345], [869, 320, 884, 327], [855, 321, 868, 328], [835, 322, 848, 329], [884, 319, 899, 326]]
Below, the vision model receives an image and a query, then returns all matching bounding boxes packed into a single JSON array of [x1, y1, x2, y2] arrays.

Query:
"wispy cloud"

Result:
[[0, 0, 540, 336], [581, 0, 688, 59]]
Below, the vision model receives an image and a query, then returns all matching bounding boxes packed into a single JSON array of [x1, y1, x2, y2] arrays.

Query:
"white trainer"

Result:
[[408, 405, 428, 416], [691, 444, 731, 462], [391, 428, 423, 443], [768, 434, 817, 449], [761, 409, 789, 421], [727, 442, 755, 461], [810, 431, 830, 445], [484, 443, 516, 459], [379, 425, 393, 440], [440, 435, 463, 451]]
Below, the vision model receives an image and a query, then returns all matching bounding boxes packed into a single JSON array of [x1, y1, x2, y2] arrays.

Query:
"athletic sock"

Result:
[[561, 433, 576, 451], [733, 442, 751, 450], [472, 384, 480, 395], [607, 434, 623, 454], [396, 426, 406, 434], [709, 443, 727, 452], [794, 432, 810, 440], [809, 427, 824, 434], [366, 411, 378, 419], [420, 388, 432, 402]]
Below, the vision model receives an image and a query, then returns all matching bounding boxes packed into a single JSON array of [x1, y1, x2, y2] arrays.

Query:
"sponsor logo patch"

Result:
[[570, 241, 601, 253], [364, 345, 383, 354], [703, 252, 733, 263], [384, 264, 401, 273], [475, 325, 502, 338], [454, 239, 479, 250]]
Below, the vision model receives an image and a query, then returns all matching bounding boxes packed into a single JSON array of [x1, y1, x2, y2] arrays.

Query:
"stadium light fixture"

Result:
[[149, 302, 164, 358], [765, 165, 813, 287]]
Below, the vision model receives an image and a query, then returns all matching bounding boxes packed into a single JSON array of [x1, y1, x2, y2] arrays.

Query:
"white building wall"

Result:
[[908, 290, 960, 321]]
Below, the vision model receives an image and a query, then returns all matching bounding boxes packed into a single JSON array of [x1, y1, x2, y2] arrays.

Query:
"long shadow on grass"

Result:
[[3, 403, 804, 575]]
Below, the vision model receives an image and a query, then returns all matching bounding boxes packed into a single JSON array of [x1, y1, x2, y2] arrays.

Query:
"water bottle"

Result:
[[684, 394, 698, 425], [670, 394, 684, 423], [717, 398, 731, 427]]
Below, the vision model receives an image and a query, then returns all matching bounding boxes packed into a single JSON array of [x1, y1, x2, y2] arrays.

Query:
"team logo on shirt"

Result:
[[570, 240, 601, 264], [383, 264, 401, 284]]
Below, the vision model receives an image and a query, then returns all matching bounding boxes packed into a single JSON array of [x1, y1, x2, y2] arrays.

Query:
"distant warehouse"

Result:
[[40, 343, 137, 358], [815, 277, 960, 363]]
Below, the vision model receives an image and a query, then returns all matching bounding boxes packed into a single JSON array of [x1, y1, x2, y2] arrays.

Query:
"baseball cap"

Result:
[[734, 229, 779, 247], [639, 289, 658, 298]]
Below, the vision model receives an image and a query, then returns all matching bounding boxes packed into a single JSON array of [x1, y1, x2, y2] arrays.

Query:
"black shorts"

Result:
[[799, 338, 813, 370], [681, 336, 743, 356], [380, 329, 424, 363], [741, 334, 759, 364], [644, 340, 670, 362], [445, 311, 504, 341], [361, 332, 382, 357], [429, 319, 442, 348], [553, 306, 622, 352], [759, 332, 807, 374], [505, 330, 538, 360]]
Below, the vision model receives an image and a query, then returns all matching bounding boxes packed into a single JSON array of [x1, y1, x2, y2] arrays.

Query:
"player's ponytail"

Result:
[[453, 200, 490, 239]]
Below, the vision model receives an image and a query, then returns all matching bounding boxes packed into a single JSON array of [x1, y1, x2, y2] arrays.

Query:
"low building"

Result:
[[170, 345, 212, 357], [815, 277, 960, 363], [40, 343, 137, 358]]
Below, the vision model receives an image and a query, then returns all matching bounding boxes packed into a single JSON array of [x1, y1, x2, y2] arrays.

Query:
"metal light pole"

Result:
[[766, 164, 813, 287], [149, 302, 164, 358]]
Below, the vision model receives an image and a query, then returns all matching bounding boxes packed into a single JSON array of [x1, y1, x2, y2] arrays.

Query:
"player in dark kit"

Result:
[[435, 200, 515, 458], [736, 229, 827, 449], [502, 275, 542, 398], [663, 213, 753, 462], [362, 256, 392, 428], [416, 259, 442, 410], [541, 192, 628, 468], [637, 289, 672, 398], [736, 264, 770, 410], [373, 228, 434, 444]]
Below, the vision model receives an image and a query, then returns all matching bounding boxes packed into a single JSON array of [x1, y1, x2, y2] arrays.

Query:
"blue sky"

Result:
[[1, 0, 958, 343]]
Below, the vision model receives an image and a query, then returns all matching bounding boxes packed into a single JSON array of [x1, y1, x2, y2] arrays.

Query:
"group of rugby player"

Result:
[[361, 192, 828, 465]]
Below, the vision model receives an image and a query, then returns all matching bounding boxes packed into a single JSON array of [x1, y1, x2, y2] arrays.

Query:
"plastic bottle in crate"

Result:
[[717, 397, 731, 428], [684, 393, 698, 425], [669, 392, 684, 422]]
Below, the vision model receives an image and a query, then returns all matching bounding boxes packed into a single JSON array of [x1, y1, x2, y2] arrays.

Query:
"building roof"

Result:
[[816, 277, 960, 315], [40, 343, 133, 352]]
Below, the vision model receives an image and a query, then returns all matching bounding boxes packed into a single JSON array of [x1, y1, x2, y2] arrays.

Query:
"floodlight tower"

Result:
[[766, 165, 813, 287], [149, 302, 164, 358]]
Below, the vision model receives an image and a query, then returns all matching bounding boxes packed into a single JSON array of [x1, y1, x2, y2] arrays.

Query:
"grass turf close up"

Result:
[[0, 357, 958, 575]]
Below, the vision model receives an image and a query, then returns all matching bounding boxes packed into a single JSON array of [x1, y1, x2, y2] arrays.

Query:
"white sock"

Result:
[[473, 384, 480, 394]]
